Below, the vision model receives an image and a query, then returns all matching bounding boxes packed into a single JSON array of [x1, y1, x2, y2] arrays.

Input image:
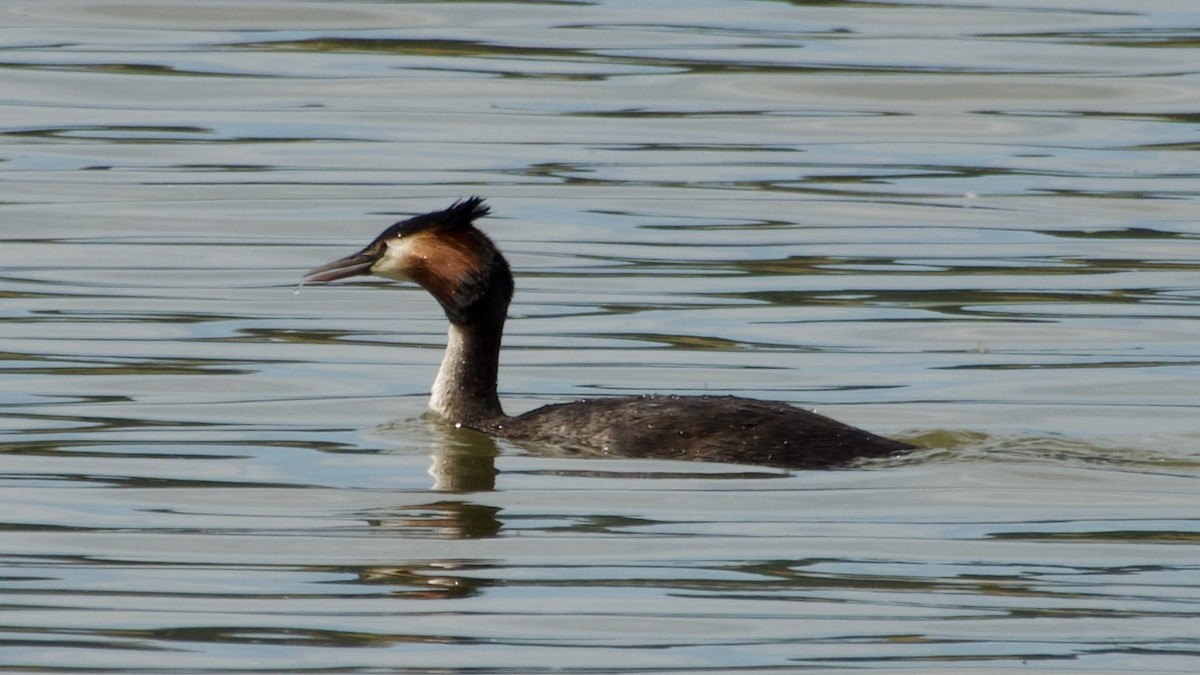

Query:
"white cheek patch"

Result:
[[370, 238, 417, 281]]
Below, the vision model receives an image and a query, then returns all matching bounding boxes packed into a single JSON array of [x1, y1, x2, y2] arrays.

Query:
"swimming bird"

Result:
[[304, 198, 912, 468]]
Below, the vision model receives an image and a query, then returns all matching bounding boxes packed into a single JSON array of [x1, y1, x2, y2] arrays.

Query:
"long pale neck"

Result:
[[429, 319, 505, 426], [421, 237, 514, 428]]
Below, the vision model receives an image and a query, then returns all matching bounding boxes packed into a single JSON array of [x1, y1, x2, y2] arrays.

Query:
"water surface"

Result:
[[1, 0, 1198, 672]]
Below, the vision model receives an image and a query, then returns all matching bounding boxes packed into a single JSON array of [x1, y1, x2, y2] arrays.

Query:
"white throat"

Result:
[[429, 323, 470, 420]]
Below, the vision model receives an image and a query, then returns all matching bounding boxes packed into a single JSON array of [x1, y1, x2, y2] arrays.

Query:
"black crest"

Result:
[[377, 197, 490, 241]]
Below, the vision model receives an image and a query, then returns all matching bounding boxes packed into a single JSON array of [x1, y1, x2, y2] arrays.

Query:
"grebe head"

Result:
[[305, 197, 512, 326]]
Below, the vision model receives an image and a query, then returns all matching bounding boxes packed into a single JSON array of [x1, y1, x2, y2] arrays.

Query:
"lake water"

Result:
[[1, 0, 1198, 672]]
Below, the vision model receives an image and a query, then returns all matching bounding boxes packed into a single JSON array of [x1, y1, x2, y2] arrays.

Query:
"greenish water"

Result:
[[1, 0, 1197, 672]]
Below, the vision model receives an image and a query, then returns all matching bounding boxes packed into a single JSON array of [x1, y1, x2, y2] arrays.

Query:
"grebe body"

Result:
[[305, 198, 911, 469]]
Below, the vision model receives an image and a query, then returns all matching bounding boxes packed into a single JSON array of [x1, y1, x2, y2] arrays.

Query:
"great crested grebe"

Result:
[[305, 198, 912, 469]]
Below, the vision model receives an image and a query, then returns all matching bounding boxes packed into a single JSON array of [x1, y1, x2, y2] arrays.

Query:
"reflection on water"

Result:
[[1, 0, 1198, 672]]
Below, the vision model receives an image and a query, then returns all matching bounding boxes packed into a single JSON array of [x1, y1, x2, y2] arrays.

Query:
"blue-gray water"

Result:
[[1, 1, 1198, 672]]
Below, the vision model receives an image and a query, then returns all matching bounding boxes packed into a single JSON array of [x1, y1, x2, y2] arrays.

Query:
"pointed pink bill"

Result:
[[303, 251, 377, 283]]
